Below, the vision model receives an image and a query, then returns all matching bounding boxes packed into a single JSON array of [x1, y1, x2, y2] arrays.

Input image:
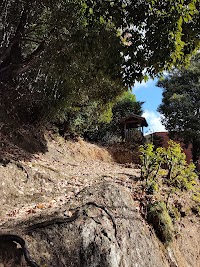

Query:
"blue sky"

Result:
[[132, 78, 166, 135]]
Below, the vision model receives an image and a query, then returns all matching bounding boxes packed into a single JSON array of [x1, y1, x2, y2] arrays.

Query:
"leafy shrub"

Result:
[[164, 140, 197, 191], [140, 141, 199, 243], [140, 141, 198, 196], [140, 143, 165, 183]]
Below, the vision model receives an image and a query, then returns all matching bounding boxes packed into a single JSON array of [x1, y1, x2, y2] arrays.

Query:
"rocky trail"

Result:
[[0, 132, 141, 227]]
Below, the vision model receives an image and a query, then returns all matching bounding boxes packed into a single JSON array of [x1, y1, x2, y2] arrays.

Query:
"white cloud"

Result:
[[133, 80, 148, 90], [142, 110, 166, 135], [132, 78, 157, 91]]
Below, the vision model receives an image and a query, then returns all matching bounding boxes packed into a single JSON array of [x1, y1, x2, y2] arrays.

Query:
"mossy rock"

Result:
[[147, 201, 174, 245]]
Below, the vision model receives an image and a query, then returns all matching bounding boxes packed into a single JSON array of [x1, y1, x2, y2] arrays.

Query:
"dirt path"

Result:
[[0, 133, 141, 227]]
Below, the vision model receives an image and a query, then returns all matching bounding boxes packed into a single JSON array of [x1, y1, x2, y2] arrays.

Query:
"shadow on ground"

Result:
[[0, 126, 48, 163]]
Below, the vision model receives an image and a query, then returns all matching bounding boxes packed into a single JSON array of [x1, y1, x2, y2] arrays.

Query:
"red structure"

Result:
[[145, 132, 193, 164]]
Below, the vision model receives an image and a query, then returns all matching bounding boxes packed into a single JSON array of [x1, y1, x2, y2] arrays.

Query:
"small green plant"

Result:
[[164, 141, 197, 189], [146, 180, 159, 195], [140, 143, 165, 184], [168, 206, 181, 221], [192, 191, 200, 203], [162, 141, 198, 204]]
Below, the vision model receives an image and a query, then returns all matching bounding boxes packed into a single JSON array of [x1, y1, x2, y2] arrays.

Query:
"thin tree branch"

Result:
[[0, 8, 27, 63], [0, 40, 45, 80], [22, 37, 43, 44], [0, 0, 8, 17], [15, 40, 45, 75]]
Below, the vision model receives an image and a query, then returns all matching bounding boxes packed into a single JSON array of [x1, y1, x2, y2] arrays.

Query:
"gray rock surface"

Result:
[[0, 182, 199, 267]]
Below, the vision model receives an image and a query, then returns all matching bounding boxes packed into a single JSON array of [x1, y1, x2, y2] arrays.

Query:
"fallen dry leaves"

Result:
[[0, 133, 141, 226]]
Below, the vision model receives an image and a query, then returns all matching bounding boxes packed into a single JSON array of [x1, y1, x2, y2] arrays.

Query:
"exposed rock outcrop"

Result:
[[1, 182, 199, 267]]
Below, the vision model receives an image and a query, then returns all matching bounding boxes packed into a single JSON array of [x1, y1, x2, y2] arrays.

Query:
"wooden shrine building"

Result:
[[121, 114, 148, 142]]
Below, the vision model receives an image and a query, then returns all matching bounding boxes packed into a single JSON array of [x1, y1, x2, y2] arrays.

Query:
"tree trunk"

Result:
[[192, 139, 200, 169]]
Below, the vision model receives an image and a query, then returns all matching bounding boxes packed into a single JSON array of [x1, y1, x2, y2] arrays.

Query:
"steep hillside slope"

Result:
[[0, 131, 199, 267]]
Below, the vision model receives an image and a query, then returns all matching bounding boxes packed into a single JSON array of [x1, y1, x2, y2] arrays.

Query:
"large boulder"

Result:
[[0, 182, 199, 267]]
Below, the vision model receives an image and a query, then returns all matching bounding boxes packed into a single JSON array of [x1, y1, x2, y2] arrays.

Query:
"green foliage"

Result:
[[140, 140, 199, 243], [140, 143, 165, 183], [158, 53, 200, 163], [168, 206, 181, 221], [84, 0, 200, 80], [91, 91, 137, 127], [63, 90, 144, 142], [0, 0, 199, 128], [147, 201, 174, 244], [192, 191, 200, 203], [100, 90, 143, 142], [117, 91, 136, 103], [0, 0, 124, 127], [98, 103, 114, 124], [140, 141, 198, 194], [164, 141, 197, 191], [110, 91, 144, 137], [146, 180, 159, 195], [55, 100, 110, 139], [54, 89, 143, 142], [112, 92, 143, 119]]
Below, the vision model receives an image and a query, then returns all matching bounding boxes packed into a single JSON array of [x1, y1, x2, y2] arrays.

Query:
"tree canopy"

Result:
[[0, 0, 199, 128], [58, 91, 143, 142], [97, 91, 144, 142], [111, 91, 143, 126], [158, 53, 200, 163]]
